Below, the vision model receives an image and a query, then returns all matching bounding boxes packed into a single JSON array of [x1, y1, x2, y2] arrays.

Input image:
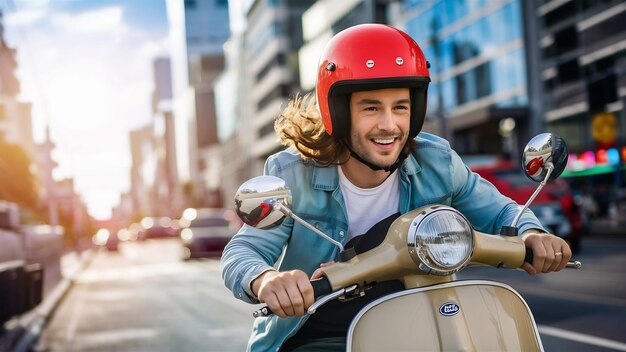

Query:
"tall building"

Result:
[[243, 0, 315, 175], [0, 10, 18, 97], [0, 9, 34, 157], [538, 0, 626, 152], [214, 25, 253, 206], [393, 0, 530, 157], [129, 126, 157, 218], [166, 0, 230, 208], [299, 0, 390, 92], [535, 0, 626, 215], [151, 57, 179, 216]]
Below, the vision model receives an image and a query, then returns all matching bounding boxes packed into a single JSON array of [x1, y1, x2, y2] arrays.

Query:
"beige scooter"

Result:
[[235, 133, 581, 352]]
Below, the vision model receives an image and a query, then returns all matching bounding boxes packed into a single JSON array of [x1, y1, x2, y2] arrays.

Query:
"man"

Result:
[[221, 24, 571, 351]]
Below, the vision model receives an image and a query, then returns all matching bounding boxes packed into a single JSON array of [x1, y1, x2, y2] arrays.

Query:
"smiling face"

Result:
[[347, 88, 411, 172]]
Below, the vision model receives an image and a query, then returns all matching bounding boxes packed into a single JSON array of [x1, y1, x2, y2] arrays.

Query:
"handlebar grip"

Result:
[[524, 248, 582, 269], [524, 248, 534, 264], [311, 276, 332, 298], [252, 276, 333, 318]]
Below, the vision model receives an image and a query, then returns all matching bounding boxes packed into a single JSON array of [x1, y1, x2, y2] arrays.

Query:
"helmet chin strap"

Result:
[[346, 145, 404, 173]]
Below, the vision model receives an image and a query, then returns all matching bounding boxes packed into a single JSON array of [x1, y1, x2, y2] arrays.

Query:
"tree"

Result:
[[0, 139, 42, 212]]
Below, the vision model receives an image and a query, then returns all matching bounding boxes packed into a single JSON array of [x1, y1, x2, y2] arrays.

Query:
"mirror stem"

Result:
[[274, 202, 345, 252], [511, 163, 554, 228]]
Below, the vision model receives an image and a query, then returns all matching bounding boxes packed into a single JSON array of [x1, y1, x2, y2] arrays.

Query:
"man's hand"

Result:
[[520, 231, 572, 275], [311, 261, 335, 280], [251, 270, 314, 318]]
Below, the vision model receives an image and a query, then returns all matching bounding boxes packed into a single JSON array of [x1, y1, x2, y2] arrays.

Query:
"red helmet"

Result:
[[316, 24, 430, 139]]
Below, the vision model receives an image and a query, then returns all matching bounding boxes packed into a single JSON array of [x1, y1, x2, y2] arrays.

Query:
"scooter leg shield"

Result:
[[346, 280, 542, 352]]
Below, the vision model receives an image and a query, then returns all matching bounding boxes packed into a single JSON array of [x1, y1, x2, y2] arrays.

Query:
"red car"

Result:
[[464, 156, 582, 253]]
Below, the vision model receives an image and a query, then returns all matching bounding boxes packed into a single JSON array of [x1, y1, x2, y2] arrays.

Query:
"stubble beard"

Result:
[[349, 131, 406, 169]]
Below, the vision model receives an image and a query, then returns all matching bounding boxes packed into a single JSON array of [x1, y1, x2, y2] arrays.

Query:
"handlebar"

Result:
[[252, 276, 333, 318], [524, 249, 582, 269], [252, 249, 582, 318]]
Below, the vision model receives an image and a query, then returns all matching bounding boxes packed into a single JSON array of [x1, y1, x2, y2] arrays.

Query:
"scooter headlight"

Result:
[[407, 205, 473, 275]]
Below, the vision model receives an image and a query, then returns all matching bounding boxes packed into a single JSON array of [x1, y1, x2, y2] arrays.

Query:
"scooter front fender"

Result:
[[346, 280, 543, 352]]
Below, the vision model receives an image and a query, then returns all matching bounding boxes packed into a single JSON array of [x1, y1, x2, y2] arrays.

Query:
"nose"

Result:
[[377, 108, 395, 131]]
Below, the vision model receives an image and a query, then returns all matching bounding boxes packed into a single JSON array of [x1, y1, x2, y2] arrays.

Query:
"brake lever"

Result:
[[307, 284, 359, 314]]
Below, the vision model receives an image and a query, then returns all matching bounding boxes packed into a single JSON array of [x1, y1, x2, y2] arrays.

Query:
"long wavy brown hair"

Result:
[[275, 93, 416, 167], [275, 94, 349, 166]]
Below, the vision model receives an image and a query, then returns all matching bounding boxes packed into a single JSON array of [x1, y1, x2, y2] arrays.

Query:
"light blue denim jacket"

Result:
[[220, 133, 544, 351]]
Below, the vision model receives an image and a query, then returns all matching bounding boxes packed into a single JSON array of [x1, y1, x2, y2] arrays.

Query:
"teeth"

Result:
[[373, 138, 395, 145]]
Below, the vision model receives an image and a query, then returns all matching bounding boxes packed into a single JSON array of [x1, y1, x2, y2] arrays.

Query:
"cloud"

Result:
[[138, 35, 171, 61], [50, 6, 127, 34], [3, 8, 46, 26]]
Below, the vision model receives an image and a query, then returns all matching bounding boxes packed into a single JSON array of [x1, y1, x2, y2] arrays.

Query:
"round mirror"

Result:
[[522, 133, 568, 182], [234, 176, 292, 229]]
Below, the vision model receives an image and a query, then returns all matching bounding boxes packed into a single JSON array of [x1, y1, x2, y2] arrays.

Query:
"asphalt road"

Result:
[[37, 239, 254, 352], [37, 236, 626, 352]]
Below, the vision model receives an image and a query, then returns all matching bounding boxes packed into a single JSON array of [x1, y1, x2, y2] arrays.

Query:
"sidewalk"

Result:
[[0, 249, 94, 352]]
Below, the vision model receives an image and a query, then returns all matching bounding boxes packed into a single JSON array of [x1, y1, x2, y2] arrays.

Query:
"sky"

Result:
[[1, 0, 171, 220]]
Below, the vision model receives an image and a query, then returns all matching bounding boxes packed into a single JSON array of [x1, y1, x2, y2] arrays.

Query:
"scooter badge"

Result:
[[439, 303, 460, 316]]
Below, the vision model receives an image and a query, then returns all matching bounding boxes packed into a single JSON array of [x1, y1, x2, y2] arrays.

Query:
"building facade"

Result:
[[166, 0, 230, 209], [151, 57, 179, 217], [537, 0, 626, 216], [392, 0, 530, 158], [0, 10, 34, 157], [539, 0, 626, 152], [243, 0, 315, 175]]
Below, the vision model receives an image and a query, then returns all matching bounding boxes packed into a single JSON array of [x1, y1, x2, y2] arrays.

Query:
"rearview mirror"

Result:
[[522, 133, 568, 183], [234, 176, 291, 229]]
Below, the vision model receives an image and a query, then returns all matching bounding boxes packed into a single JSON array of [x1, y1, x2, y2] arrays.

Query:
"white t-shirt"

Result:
[[338, 165, 400, 241]]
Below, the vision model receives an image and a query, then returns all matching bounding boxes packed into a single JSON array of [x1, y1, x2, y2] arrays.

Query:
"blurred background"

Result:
[[0, 0, 625, 351]]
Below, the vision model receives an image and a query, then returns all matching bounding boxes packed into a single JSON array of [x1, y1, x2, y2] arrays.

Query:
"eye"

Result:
[[394, 105, 410, 111], [364, 106, 378, 111]]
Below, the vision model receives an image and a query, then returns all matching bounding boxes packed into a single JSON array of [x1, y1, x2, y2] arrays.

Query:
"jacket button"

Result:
[[339, 230, 345, 237]]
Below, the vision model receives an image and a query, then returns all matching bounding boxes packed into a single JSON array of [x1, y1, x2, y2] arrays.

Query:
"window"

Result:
[[557, 59, 580, 84], [184, 0, 196, 9], [255, 54, 285, 83], [256, 84, 290, 112], [543, 1, 577, 29], [332, 2, 366, 34], [406, 6, 436, 46], [442, 78, 457, 111], [553, 26, 578, 54], [491, 48, 526, 93], [580, 13, 626, 46], [259, 120, 276, 138], [548, 115, 587, 151]]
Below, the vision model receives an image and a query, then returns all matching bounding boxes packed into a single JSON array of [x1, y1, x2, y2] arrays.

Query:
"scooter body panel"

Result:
[[347, 280, 543, 352]]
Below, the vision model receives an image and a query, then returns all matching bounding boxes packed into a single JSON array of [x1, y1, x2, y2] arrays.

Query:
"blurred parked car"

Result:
[[137, 217, 178, 240], [92, 228, 118, 251], [464, 156, 582, 253], [179, 208, 242, 259]]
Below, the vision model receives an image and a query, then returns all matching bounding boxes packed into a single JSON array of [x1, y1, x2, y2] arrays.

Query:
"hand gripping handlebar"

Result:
[[252, 277, 333, 318], [524, 248, 582, 269]]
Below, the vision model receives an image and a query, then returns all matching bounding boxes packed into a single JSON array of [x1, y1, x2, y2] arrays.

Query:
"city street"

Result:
[[1, 1, 625, 351], [37, 236, 626, 352], [37, 239, 254, 352]]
